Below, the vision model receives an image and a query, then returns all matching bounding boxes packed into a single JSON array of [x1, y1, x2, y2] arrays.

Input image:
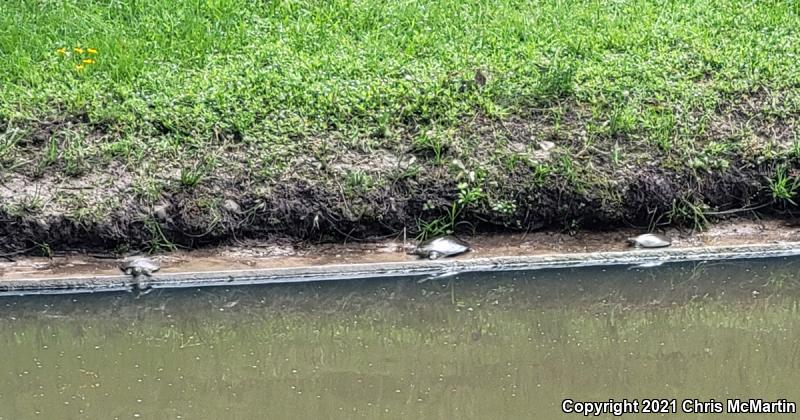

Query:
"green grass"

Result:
[[2, 0, 798, 143], [769, 165, 800, 205], [1, 0, 800, 243]]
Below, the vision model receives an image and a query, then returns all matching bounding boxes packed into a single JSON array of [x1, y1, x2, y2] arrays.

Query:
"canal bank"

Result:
[[2, 219, 799, 295]]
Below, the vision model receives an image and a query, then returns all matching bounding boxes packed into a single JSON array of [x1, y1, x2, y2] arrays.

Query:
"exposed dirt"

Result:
[[1, 91, 799, 255], [0, 132, 795, 256], [2, 218, 798, 280]]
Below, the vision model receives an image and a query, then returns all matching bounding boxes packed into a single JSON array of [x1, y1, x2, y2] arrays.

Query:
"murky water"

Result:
[[2, 257, 800, 419]]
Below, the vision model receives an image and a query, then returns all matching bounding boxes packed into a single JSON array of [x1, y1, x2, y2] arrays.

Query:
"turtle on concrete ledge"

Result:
[[409, 236, 471, 259], [627, 233, 672, 248], [119, 256, 160, 294]]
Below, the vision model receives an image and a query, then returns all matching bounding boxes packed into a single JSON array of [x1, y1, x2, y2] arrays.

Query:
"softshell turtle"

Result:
[[409, 236, 470, 259], [120, 257, 160, 293], [627, 233, 671, 248]]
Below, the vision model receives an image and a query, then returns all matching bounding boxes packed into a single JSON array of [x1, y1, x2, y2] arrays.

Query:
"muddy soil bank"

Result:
[[2, 219, 798, 282], [1, 156, 799, 256], [2, 94, 800, 255]]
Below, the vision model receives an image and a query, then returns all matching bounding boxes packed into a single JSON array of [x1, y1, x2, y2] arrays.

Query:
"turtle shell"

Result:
[[120, 257, 161, 276], [411, 236, 471, 259], [628, 233, 671, 248]]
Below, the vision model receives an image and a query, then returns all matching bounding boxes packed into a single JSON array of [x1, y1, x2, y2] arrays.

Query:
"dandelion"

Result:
[[56, 48, 67, 55], [82, 58, 95, 64], [87, 48, 98, 54], [74, 47, 84, 54], [75, 64, 85, 71]]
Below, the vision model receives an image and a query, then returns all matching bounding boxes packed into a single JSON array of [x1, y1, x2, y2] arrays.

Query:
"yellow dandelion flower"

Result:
[[87, 48, 98, 54], [75, 64, 85, 71], [82, 58, 95, 64], [74, 47, 84, 54], [56, 48, 67, 55]]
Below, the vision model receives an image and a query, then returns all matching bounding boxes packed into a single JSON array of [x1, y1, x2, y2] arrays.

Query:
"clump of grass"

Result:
[[7, 188, 45, 217], [768, 165, 800, 205], [535, 57, 576, 99], [411, 130, 449, 165], [179, 155, 218, 188], [646, 110, 676, 153], [33, 137, 59, 178], [667, 196, 709, 232], [0, 127, 22, 171], [608, 106, 637, 137], [344, 169, 375, 195], [531, 164, 552, 185], [687, 141, 732, 171], [144, 218, 176, 253], [180, 165, 205, 188], [556, 155, 587, 192], [133, 175, 164, 202], [790, 135, 800, 159], [417, 181, 484, 240], [102, 138, 134, 160], [36, 241, 52, 258], [62, 131, 88, 177], [491, 199, 517, 215]]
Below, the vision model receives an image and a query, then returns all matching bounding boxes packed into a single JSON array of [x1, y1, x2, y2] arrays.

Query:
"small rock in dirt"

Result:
[[222, 199, 241, 213], [152, 203, 171, 221], [532, 150, 552, 162], [538, 141, 556, 151], [508, 142, 528, 153], [529, 141, 557, 162]]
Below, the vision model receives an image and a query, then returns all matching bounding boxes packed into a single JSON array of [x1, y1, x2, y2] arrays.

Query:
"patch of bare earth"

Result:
[[1, 90, 799, 255]]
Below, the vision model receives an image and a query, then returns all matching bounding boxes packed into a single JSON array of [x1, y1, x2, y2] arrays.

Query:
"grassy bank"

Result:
[[1, 0, 800, 253]]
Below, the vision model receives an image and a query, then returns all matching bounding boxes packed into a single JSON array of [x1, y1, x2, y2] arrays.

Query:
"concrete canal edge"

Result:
[[3, 242, 800, 296]]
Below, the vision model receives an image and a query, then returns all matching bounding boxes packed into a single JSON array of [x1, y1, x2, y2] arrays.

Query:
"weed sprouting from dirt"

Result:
[[531, 164, 552, 186], [416, 181, 484, 240], [0, 127, 23, 171], [412, 130, 449, 165], [133, 175, 164, 202], [535, 57, 576, 99], [36, 241, 52, 258], [34, 137, 59, 177], [491, 200, 517, 215], [144, 218, 176, 253], [62, 131, 89, 177], [180, 166, 204, 188], [667, 196, 710, 232], [8, 189, 44, 217], [768, 165, 800, 205], [344, 169, 375, 195]]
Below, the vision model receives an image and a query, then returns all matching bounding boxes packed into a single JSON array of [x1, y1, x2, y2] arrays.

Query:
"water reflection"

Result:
[[1, 257, 800, 419]]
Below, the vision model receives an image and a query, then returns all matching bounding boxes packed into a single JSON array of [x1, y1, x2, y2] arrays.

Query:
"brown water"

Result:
[[1, 258, 800, 419]]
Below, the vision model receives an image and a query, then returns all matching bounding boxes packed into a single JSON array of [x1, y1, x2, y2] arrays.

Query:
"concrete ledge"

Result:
[[2, 242, 800, 296]]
